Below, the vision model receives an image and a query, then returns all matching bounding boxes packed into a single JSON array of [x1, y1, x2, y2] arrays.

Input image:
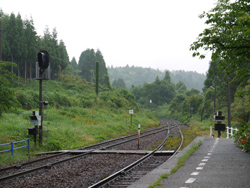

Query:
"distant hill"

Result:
[[107, 65, 206, 92], [170, 70, 206, 92]]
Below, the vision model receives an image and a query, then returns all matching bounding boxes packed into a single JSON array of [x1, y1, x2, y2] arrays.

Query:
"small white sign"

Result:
[[129, 110, 133, 114]]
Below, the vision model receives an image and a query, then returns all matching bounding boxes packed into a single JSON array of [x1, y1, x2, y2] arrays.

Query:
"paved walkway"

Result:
[[129, 137, 250, 188]]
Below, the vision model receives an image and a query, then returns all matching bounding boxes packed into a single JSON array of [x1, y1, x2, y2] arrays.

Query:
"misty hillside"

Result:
[[107, 65, 206, 92]]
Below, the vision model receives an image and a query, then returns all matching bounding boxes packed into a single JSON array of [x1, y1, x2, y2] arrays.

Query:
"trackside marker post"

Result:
[[138, 124, 140, 149], [129, 110, 133, 127]]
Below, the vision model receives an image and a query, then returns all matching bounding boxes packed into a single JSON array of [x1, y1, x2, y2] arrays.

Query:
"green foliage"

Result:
[[112, 78, 127, 89], [0, 74, 161, 165], [0, 61, 21, 115], [176, 81, 188, 94], [103, 74, 112, 90], [47, 139, 62, 151], [231, 79, 250, 152], [63, 63, 81, 76], [78, 49, 108, 86], [131, 72, 176, 107], [233, 122, 250, 152], [232, 79, 250, 123], [1, 11, 69, 82], [163, 71, 171, 83], [70, 57, 78, 70], [179, 116, 190, 124], [185, 88, 200, 97], [15, 90, 38, 110], [202, 60, 250, 119], [190, 0, 250, 76]]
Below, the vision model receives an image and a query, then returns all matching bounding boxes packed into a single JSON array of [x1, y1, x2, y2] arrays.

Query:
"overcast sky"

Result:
[[1, 0, 217, 74]]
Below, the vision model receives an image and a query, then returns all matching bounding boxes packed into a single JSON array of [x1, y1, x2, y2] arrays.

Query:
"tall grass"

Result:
[[0, 105, 160, 166]]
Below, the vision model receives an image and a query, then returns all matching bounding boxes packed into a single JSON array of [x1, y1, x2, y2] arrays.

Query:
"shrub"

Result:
[[234, 122, 250, 152], [47, 139, 62, 151]]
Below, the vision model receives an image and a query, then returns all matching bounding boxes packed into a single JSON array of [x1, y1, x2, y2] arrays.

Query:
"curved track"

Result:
[[89, 121, 184, 188]]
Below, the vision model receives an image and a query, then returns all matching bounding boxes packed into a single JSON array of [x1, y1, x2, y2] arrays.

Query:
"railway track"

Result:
[[0, 120, 173, 186], [89, 121, 184, 187]]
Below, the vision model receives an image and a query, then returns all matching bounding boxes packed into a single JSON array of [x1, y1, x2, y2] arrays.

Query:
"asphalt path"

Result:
[[156, 137, 250, 188]]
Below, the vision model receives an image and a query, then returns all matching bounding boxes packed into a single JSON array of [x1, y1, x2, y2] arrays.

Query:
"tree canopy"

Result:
[[78, 49, 109, 86], [0, 11, 69, 82], [112, 78, 127, 89], [190, 0, 250, 76]]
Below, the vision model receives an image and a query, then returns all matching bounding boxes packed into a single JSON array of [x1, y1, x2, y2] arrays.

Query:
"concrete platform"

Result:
[[129, 137, 250, 188]]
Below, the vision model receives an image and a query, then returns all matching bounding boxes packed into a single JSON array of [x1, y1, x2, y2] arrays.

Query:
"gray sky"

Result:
[[1, 0, 217, 74]]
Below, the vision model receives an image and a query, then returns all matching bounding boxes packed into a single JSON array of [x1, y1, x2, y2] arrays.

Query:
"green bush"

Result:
[[15, 90, 37, 110], [233, 122, 250, 152], [47, 139, 62, 151]]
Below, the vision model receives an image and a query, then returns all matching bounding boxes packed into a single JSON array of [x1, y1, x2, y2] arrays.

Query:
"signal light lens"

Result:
[[38, 50, 49, 69]]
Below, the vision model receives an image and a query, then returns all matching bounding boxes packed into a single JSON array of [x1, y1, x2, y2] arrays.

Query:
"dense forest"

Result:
[[107, 66, 206, 92], [0, 10, 110, 87]]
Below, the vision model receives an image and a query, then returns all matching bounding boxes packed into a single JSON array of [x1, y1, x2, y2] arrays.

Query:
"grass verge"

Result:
[[0, 107, 160, 166]]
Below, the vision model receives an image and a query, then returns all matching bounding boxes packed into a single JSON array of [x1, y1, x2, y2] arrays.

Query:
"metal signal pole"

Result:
[[39, 69, 43, 146], [37, 50, 49, 147]]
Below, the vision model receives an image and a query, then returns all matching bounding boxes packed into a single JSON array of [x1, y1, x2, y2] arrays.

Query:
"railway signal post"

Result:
[[214, 111, 226, 138], [37, 50, 50, 146]]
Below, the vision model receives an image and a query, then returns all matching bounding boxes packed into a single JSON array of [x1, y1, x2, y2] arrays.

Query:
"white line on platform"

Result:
[[199, 163, 206, 166], [185, 178, 196, 183], [191, 172, 200, 175], [196, 167, 203, 170], [202, 159, 208, 162]]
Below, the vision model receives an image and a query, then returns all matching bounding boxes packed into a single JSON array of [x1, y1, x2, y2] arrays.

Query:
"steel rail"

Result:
[[168, 122, 184, 160], [88, 124, 172, 188], [0, 151, 70, 172], [101, 126, 170, 150], [0, 124, 170, 182], [0, 149, 94, 182], [81, 125, 168, 150], [0, 125, 167, 173], [88, 122, 184, 188]]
